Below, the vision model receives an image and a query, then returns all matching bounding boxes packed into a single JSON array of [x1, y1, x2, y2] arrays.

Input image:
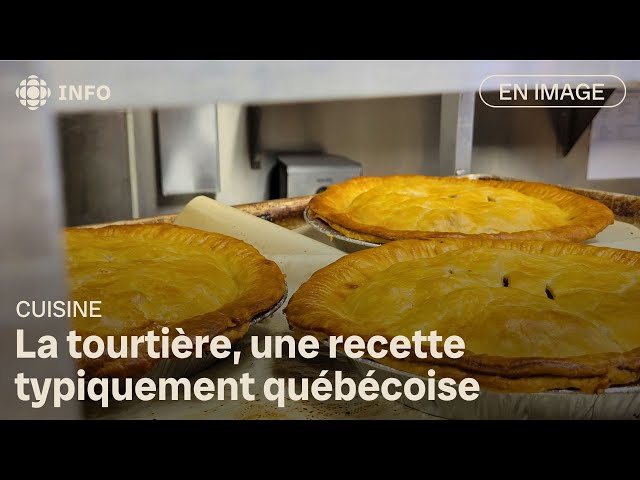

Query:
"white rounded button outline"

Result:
[[479, 74, 627, 109]]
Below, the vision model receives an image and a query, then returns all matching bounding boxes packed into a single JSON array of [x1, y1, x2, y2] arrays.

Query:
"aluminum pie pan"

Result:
[[251, 287, 288, 325], [145, 287, 288, 381], [348, 356, 640, 420], [304, 207, 380, 251]]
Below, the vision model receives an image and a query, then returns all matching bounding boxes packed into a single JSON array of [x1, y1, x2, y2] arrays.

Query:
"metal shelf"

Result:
[[44, 60, 640, 111]]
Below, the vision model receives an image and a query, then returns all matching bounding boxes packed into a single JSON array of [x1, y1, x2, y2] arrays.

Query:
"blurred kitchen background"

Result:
[[58, 94, 640, 226]]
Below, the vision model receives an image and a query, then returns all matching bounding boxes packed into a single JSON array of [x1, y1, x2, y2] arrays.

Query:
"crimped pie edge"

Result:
[[308, 176, 615, 242]]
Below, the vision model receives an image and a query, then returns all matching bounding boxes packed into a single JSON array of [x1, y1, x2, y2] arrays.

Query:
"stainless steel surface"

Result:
[[304, 207, 379, 252], [58, 112, 133, 226], [125, 110, 140, 218], [129, 109, 158, 217], [440, 92, 475, 175], [127, 109, 194, 218], [0, 61, 79, 419], [277, 154, 361, 174], [350, 357, 640, 420], [277, 154, 362, 198], [157, 105, 220, 196], [42, 60, 640, 111]]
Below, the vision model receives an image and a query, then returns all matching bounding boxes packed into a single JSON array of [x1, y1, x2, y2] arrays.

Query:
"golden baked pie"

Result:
[[65, 224, 286, 377], [285, 239, 640, 393], [308, 176, 615, 243]]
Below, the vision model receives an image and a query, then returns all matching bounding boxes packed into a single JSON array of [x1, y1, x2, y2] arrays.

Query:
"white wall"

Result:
[[215, 104, 275, 205], [260, 96, 442, 176]]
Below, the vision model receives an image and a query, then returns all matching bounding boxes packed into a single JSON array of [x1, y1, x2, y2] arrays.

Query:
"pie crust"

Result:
[[65, 224, 286, 378], [285, 239, 640, 393], [308, 176, 615, 243]]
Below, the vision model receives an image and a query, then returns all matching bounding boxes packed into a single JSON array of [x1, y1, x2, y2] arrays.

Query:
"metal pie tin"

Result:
[[349, 356, 640, 420], [304, 207, 380, 252]]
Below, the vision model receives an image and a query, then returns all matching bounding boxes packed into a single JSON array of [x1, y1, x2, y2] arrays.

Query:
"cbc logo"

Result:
[[15, 75, 51, 111], [15, 74, 111, 111]]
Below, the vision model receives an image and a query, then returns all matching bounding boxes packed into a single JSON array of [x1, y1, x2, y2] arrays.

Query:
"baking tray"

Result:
[[347, 356, 640, 420], [90, 195, 314, 230]]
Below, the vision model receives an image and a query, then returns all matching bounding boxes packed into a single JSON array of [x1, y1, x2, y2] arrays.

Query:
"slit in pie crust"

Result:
[[65, 224, 286, 378], [308, 176, 615, 243], [285, 239, 640, 393]]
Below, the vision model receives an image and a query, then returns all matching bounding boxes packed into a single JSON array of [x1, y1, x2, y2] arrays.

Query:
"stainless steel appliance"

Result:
[[271, 153, 362, 198]]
